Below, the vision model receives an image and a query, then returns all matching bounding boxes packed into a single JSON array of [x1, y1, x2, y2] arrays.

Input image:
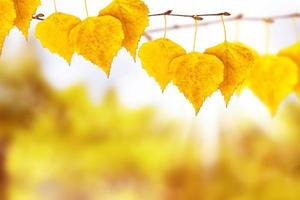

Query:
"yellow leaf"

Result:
[[279, 43, 300, 65], [171, 52, 224, 113], [0, 0, 16, 56], [278, 42, 300, 96], [205, 42, 257, 104], [70, 16, 124, 76], [35, 13, 81, 64], [99, 0, 149, 59], [138, 38, 186, 90], [13, 0, 41, 38], [248, 55, 298, 115]]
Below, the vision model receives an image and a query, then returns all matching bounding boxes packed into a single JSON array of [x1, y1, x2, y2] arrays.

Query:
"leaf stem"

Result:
[[164, 14, 167, 38], [53, 0, 57, 12], [193, 16, 198, 52], [235, 20, 240, 41], [292, 18, 300, 41], [221, 15, 227, 42], [265, 21, 271, 54], [84, 0, 89, 18]]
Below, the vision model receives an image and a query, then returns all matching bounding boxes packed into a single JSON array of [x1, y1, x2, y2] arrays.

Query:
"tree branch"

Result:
[[31, 11, 300, 41], [32, 13, 45, 21], [143, 12, 300, 40]]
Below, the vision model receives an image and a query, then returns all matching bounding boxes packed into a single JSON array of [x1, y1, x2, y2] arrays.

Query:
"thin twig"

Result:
[[149, 10, 204, 20], [30, 11, 300, 42], [148, 10, 231, 20], [197, 12, 231, 17], [145, 13, 300, 35], [145, 14, 242, 35], [31, 11, 230, 21], [32, 13, 45, 21]]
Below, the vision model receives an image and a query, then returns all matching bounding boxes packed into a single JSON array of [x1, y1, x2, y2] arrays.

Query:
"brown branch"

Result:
[[145, 14, 241, 34], [32, 11, 231, 21], [148, 10, 231, 20], [32, 13, 45, 21], [149, 11, 204, 20], [144, 12, 300, 39], [31, 11, 300, 41]]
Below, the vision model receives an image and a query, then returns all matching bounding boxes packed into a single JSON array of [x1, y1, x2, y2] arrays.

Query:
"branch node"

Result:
[[291, 13, 300, 17], [223, 12, 231, 16], [264, 17, 274, 23], [236, 14, 244, 20], [32, 13, 45, 21], [164, 10, 173, 15], [173, 25, 180, 29], [193, 15, 203, 20]]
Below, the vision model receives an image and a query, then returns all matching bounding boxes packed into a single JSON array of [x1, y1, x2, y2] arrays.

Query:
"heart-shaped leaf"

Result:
[[0, 0, 16, 56], [248, 55, 298, 115], [171, 52, 224, 113], [13, 0, 41, 38], [35, 12, 81, 64], [205, 42, 257, 104], [138, 38, 186, 90], [278, 42, 300, 96], [70, 16, 124, 76], [99, 0, 149, 59]]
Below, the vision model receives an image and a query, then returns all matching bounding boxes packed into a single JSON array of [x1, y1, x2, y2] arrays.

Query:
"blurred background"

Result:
[[1, 0, 300, 199]]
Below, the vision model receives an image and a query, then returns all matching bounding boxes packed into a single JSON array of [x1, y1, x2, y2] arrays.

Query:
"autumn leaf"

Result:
[[70, 16, 124, 76], [205, 42, 257, 105], [248, 55, 298, 115], [99, 0, 149, 59], [278, 42, 300, 96], [279, 43, 300, 66], [171, 52, 224, 113], [0, 0, 16, 56], [35, 13, 81, 64], [13, 0, 41, 38], [138, 38, 186, 90]]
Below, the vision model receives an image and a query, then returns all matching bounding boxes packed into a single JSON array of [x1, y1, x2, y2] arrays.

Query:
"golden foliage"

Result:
[[99, 0, 149, 59], [279, 43, 300, 66], [205, 42, 257, 104], [248, 55, 298, 114], [3, 54, 300, 199], [3, 74, 197, 199], [279, 42, 300, 96], [138, 38, 186, 90], [0, 54, 54, 134], [35, 13, 81, 63], [70, 16, 124, 76], [2, 0, 300, 115], [13, 0, 41, 38], [171, 52, 224, 113], [0, 0, 16, 56]]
